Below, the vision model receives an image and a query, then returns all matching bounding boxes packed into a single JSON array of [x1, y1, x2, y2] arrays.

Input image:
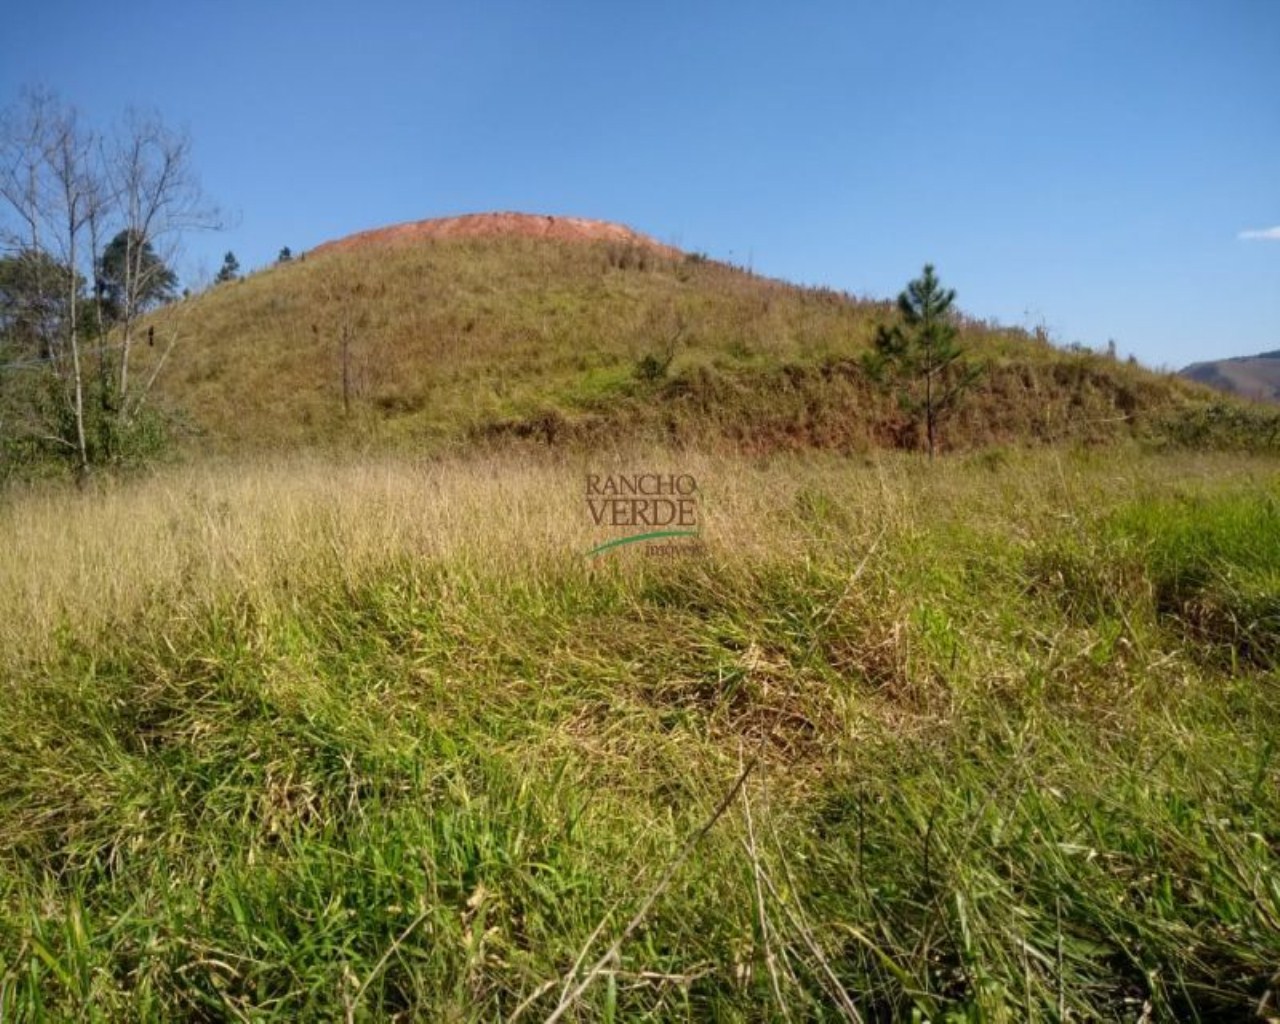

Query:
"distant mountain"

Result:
[[1179, 352, 1280, 403]]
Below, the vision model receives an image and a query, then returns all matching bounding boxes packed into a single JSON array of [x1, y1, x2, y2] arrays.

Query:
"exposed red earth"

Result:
[[310, 211, 683, 258]]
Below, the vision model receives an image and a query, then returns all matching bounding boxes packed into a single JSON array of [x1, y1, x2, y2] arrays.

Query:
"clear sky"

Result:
[[2, 0, 1277, 368]]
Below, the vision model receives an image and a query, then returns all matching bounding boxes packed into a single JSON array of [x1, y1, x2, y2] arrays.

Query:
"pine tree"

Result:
[[277, 246, 292, 263], [215, 251, 240, 284], [97, 228, 178, 322], [865, 264, 982, 459]]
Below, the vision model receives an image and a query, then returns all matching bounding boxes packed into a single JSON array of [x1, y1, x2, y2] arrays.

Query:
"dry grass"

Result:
[[0, 443, 1267, 677], [131, 238, 1214, 455]]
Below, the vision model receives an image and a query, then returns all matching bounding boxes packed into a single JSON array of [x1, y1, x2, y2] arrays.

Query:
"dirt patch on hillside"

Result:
[[311, 212, 682, 258]]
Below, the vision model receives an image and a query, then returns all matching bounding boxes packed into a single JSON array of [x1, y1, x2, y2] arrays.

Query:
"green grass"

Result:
[[1, 449, 1278, 1020]]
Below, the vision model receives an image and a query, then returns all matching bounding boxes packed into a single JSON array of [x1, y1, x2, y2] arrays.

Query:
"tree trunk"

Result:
[[925, 365, 935, 460], [118, 226, 134, 399], [66, 218, 89, 482]]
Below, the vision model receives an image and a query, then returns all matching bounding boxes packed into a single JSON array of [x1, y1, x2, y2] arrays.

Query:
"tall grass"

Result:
[[1, 447, 1277, 1019]]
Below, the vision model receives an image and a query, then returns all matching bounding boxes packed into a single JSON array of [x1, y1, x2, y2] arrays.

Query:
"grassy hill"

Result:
[[139, 221, 1253, 455]]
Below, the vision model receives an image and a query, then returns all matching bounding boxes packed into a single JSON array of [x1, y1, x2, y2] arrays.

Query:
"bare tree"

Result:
[[46, 107, 102, 478], [105, 110, 219, 408], [316, 267, 368, 416], [0, 89, 60, 362], [0, 91, 218, 475], [0, 90, 102, 478]]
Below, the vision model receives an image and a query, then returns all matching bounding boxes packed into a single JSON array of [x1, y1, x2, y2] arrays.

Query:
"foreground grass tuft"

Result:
[[1, 449, 1278, 1019]]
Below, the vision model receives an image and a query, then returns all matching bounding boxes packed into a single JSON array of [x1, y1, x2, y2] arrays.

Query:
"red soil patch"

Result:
[[311, 211, 682, 258]]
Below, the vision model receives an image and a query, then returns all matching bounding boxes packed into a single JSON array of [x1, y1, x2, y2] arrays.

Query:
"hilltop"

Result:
[[310, 211, 682, 258], [140, 213, 1262, 455]]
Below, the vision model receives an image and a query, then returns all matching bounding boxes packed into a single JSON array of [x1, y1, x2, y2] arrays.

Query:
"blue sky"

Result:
[[2, 0, 1277, 367]]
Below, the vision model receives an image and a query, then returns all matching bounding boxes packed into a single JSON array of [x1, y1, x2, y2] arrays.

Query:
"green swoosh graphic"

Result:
[[584, 530, 701, 558]]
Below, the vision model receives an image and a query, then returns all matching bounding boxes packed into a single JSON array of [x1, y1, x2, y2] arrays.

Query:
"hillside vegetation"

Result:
[[139, 232, 1255, 455], [1, 447, 1278, 1019]]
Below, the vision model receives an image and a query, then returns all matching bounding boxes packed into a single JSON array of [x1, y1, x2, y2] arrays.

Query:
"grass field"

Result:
[[1, 445, 1278, 1020]]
